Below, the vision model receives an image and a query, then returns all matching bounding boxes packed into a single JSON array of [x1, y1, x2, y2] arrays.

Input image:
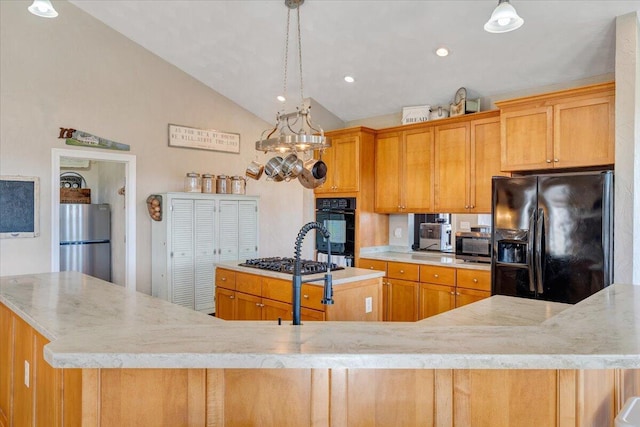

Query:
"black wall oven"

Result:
[[315, 198, 356, 266]]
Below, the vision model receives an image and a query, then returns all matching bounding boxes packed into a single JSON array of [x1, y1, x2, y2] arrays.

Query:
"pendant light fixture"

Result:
[[255, 0, 330, 155], [28, 0, 59, 18], [484, 0, 523, 33]]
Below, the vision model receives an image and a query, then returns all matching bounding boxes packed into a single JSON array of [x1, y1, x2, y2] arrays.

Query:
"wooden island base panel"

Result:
[[2, 272, 640, 427]]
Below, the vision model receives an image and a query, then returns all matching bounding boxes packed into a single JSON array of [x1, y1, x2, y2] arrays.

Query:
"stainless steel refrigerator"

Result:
[[60, 203, 111, 282], [491, 171, 613, 304]]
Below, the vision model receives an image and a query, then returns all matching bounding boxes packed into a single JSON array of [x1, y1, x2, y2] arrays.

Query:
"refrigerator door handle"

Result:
[[535, 208, 544, 295], [527, 211, 536, 293]]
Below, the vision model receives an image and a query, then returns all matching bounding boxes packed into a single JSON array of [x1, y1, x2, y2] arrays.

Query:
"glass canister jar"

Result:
[[184, 172, 201, 193], [231, 176, 246, 195], [216, 174, 230, 194], [201, 174, 214, 193]]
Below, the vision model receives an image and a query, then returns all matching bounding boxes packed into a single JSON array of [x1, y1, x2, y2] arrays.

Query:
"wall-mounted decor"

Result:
[[59, 128, 130, 151], [0, 175, 40, 238], [168, 124, 240, 154]]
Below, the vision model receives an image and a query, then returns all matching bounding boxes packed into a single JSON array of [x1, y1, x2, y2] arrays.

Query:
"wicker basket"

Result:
[[60, 188, 91, 204]]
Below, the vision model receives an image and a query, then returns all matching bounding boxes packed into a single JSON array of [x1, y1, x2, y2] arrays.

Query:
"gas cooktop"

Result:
[[238, 257, 344, 275]]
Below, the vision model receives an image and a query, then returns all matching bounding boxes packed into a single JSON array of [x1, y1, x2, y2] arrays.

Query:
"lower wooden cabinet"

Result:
[[215, 268, 377, 321], [419, 283, 454, 319], [359, 259, 491, 321], [0, 303, 81, 427], [388, 278, 419, 322]]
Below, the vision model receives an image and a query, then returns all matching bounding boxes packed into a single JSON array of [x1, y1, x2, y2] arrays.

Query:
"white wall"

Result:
[[0, 1, 307, 294]]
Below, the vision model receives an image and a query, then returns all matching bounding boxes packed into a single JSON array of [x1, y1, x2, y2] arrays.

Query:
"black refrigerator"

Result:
[[491, 171, 613, 304]]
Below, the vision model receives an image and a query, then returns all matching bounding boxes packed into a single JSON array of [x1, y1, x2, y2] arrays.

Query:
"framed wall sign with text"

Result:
[[168, 124, 240, 154]]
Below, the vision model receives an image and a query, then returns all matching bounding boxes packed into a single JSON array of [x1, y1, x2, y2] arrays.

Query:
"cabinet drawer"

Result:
[[358, 259, 387, 274], [215, 268, 236, 290], [419, 265, 455, 285], [236, 272, 261, 296], [387, 262, 420, 282], [456, 269, 491, 292], [262, 277, 292, 304], [301, 284, 325, 311]]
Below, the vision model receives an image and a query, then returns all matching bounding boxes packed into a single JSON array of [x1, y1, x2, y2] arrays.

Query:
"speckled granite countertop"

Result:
[[2, 271, 638, 370], [359, 251, 491, 271]]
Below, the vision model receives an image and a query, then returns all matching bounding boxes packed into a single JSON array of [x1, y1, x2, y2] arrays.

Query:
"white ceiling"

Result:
[[68, 0, 640, 124]]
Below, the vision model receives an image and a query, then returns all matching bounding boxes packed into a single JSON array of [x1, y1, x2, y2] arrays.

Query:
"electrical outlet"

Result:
[[460, 221, 471, 231], [365, 297, 373, 313], [24, 360, 30, 388]]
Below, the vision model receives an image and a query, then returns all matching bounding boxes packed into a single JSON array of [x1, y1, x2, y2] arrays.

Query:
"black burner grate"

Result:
[[238, 257, 343, 275]]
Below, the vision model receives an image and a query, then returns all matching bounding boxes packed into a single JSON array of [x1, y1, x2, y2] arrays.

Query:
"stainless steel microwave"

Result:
[[455, 231, 491, 263]]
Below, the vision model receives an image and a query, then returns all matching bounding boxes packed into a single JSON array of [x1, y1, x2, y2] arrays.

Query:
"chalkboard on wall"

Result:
[[0, 176, 40, 238]]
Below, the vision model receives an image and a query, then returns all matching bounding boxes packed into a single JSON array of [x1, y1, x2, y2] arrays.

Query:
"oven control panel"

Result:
[[316, 197, 356, 211]]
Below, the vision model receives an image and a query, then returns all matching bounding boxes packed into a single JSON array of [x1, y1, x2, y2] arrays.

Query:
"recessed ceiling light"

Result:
[[344, 76, 355, 83], [435, 47, 449, 57], [276, 95, 286, 102]]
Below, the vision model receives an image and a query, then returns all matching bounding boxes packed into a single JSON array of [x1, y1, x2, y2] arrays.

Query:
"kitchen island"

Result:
[[213, 260, 384, 321], [1, 271, 639, 426]]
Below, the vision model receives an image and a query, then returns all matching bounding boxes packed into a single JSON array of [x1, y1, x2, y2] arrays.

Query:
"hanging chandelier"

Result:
[[255, 0, 330, 155]]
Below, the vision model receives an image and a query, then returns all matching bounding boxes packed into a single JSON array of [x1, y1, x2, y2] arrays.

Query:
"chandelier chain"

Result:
[[282, 8, 291, 113], [296, 5, 304, 105]]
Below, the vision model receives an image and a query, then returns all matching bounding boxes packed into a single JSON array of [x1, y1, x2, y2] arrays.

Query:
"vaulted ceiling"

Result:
[[69, 1, 640, 123]]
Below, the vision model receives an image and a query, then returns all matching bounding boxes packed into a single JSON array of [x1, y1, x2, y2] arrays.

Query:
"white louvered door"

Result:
[[238, 200, 258, 260], [218, 201, 239, 261], [170, 199, 195, 309], [194, 200, 216, 312]]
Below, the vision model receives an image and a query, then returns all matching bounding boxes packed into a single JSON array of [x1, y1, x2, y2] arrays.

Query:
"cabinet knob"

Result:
[[229, 295, 234, 299], [399, 270, 404, 274], [369, 266, 374, 269], [473, 278, 478, 283], [450, 291, 455, 295], [221, 277, 226, 281], [465, 205, 469, 209], [456, 292, 461, 296], [554, 158, 559, 163], [303, 294, 309, 299], [470, 205, 475, 209], [434, 274, 439, 278], [546, 159, 552, 163]]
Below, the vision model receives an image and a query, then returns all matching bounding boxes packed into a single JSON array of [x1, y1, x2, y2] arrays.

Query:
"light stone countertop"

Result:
[[214, 260, 385, 283], [1, 271, 639, 370], [359, 251, 491, 271]]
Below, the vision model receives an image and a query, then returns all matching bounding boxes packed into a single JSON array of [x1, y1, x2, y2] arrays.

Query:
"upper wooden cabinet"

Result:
[[314, 127, 376, 194], [496, 82, 615, 171], [433, 112, 507, 213], [374, 127, 434, 213]]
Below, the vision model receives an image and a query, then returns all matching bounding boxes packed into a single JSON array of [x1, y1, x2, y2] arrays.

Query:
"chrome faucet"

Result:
[[292, 221, 334, 325]]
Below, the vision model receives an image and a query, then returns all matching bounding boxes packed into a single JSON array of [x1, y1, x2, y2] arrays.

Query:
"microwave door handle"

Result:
[[527, 211, 536, 293], [535, 208, 544, 295]]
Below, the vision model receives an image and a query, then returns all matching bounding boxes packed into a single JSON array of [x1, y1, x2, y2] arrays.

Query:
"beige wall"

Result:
[[0, 1, 309, 294]]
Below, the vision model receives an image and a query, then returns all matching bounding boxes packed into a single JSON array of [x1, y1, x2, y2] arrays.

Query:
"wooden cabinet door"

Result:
[[0, 304, 12, 426], [419, 283, 455, 319], [374, 132, 402, 213], [215, 287, 236, 320], [34, 331, 61, 427], [554, 95, 615, 168], [332, 134, 359, 192], [434, 122, 470, 212], [403, 127, 434, 212], [300, 308, 325, 321], [13, 315, 33, 427], [387, 278, 419, 322], [470, 117, 508, 213], [455, 288, 491, 308], [262, 299, 292, 321], [500, 106, 553, 171], [235, 292, 262, 320]]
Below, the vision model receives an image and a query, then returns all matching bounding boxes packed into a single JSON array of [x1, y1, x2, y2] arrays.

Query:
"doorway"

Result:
[[51, 148, 136, 291]]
